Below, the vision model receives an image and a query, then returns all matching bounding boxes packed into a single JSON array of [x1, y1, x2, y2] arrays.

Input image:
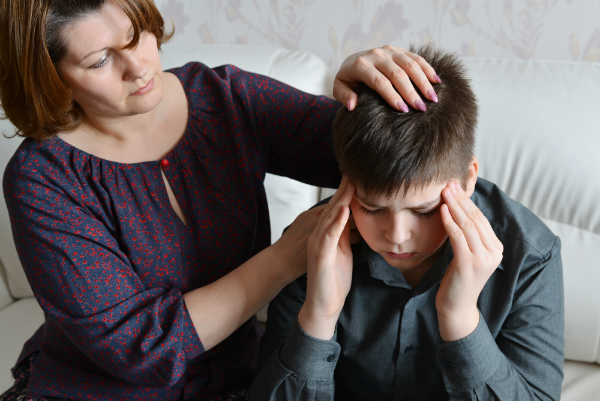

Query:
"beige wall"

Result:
[[157, 0, 600, 70]]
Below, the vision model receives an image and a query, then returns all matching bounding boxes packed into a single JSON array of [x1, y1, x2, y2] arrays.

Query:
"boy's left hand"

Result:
[[436, 181, 504, 342]]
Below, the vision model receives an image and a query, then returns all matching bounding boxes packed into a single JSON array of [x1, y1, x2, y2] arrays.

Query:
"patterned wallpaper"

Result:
[[156, 0, 600, 71]]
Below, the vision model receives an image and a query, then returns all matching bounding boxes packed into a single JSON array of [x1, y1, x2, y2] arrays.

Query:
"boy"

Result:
[[247, 45, 564, 401]]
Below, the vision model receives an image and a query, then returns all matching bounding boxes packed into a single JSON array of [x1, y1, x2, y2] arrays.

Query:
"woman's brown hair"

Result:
[[0, 0, 173, 141]]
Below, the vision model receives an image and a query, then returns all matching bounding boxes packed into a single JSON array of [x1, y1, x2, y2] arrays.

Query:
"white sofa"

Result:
[[1, 44, 599, 400]]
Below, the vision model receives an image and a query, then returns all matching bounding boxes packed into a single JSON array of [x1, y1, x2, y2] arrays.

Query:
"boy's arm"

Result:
[[247, 178, 355, 401], [436, 182, 563, 400], [246, 277, 341, 401], [437, 238, 563, 400]]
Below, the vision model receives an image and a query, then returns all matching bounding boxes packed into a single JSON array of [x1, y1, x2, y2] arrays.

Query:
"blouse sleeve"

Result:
[[3, 154, 204, 388], [184, 63, 342, 189]]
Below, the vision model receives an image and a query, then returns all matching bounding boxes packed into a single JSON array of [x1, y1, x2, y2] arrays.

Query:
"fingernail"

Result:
[[445, 188, 454, 198], [346, 100, 352, 111], [414, 98, 427, 112], [397, 99, 409, 113], [433, 74, 441, 83], [427, 88, 438, 103]]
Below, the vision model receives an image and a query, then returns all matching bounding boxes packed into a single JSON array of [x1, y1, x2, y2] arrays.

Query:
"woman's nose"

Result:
[[122, 51, 147, 81]]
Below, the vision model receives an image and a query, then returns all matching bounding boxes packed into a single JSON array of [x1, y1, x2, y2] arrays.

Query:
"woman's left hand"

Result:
[[436, 181, 504, 342], [334, 45, 440, 112]]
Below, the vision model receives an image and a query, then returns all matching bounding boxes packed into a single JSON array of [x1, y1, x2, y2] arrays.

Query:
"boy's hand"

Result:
[[298, 176, 355, 340], [334, 45, 440, 112], [436, 181, 504, 342]]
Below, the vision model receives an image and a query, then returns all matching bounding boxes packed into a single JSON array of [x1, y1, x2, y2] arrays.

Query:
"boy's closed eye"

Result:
[[357, 203, 441, 219]]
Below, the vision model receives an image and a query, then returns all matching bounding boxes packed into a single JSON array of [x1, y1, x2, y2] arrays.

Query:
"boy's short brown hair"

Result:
[[0, 0, 172, 141], [332, 44, 478, 197]]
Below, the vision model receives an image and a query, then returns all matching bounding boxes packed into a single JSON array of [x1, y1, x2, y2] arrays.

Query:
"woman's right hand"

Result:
[[298, 176, 355, 340]]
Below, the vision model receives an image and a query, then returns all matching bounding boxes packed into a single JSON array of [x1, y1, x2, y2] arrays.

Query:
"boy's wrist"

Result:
[[298, 305, 340, 340], [437, 306, 480, 342]]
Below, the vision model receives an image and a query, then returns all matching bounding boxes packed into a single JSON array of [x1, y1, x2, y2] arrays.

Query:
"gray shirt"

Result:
[[247, 178, 564, 401]]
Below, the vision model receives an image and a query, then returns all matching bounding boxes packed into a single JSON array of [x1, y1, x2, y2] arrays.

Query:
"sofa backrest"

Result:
[[464, 58, 600, 365]]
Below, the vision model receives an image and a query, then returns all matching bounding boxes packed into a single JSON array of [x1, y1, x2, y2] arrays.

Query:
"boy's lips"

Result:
[[385, 251, 416, 259]]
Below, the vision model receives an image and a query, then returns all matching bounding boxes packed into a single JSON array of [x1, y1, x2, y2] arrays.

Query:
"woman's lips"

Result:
[[131, 77, 154, 96], [385, 252, 416, 259]]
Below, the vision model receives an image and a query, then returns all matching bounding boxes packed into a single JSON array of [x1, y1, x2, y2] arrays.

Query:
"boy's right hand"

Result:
[[298, 176, 355, 340]]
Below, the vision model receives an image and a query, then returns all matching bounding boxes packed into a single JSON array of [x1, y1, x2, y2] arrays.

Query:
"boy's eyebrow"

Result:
[[355, 194, 441, 210], [412, 197, 442, 210]]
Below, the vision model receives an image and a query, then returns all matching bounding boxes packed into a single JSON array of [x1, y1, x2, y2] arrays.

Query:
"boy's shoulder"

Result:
[[473, 177, 559, 261]]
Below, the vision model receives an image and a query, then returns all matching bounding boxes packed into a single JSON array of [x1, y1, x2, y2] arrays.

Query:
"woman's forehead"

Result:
[[61, 1, 131, 64]]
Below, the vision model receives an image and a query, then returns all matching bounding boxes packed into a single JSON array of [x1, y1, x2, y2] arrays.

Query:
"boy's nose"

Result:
[[384, 217, 411, 245]]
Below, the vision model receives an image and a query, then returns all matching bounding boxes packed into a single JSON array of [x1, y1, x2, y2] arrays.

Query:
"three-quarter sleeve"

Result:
[[437, 237, 564, 400], [201, 63, 342, 189], [4, 156, 204, 388]]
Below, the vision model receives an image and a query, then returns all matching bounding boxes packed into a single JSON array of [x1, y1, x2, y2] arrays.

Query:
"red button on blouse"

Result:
[[160, 158, 170, 167]]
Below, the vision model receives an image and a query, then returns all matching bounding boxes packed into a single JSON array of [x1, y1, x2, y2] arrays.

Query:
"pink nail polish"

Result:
[[347, 100, 352, 111], [397, 100, 409, 113], [414, 99, 427, 112], [434, 74, 441, 83], [427, 88, 438, 103]]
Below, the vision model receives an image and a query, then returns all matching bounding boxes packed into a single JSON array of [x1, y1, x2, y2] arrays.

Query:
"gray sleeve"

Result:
[[247, 277, 342, 401], [437, 237, 564, 400]]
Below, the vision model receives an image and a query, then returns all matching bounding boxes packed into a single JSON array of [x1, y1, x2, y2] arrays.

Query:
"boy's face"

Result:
[[350, 181, 454, 277]]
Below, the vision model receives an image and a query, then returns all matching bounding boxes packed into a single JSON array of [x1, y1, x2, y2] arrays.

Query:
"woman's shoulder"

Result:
[[3, 136, 77, 197]]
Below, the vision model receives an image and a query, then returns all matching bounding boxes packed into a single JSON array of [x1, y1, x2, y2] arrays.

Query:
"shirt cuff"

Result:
[[437, 311, 503, 392], [278, 319, 342, 380]]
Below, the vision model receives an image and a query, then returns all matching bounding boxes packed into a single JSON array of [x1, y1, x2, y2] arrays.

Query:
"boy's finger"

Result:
[[318, 182, 355, 239], [454, 195, 499, 251], [448, 182, 498, 251], [442, 187, 484, 254], [440, 204, 470, 256]]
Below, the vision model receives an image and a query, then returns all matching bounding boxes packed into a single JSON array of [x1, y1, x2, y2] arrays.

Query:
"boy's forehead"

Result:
[[355, 182, 447, 207]]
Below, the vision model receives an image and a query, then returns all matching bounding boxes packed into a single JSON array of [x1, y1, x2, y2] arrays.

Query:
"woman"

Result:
[[0, 0, 439, 400]]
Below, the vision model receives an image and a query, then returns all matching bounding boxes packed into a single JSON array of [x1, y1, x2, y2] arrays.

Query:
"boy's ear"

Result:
[[465, 156, 479, 197]]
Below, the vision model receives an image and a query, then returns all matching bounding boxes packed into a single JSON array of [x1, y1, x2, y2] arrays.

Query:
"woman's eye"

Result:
[[89, 54, 109, 69], [360, 205, 383, 216]]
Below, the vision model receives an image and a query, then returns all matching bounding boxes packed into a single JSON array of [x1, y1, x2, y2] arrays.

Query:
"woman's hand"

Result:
[[436, 181, 504, 342], [298, 176, 355, 340], [334, 45, 441, 112]]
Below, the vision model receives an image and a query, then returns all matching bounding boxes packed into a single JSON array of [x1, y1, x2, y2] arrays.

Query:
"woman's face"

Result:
[[58, 1, 163, 121]]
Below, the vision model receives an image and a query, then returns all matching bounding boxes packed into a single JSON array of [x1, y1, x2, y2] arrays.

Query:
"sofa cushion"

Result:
[[0, 297, 45, 392]]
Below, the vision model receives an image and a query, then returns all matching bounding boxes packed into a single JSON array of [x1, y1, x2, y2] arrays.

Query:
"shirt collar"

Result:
[[352, 239, 454, 292]]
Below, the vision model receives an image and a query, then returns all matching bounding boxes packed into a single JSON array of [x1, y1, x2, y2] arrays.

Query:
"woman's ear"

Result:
[[465, 155, 479, 197]]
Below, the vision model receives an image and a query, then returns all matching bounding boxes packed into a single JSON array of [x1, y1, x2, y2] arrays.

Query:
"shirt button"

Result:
[[160, 158, 170, 167], [403, 346, 412, 355], [326, 354, 336, 362]]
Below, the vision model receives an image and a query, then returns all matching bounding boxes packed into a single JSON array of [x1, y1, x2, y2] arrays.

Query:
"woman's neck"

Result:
[[58, 72, 188, 164]]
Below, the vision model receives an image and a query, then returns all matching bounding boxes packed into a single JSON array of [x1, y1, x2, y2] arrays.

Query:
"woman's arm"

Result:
[[183, 204, 325, 351]]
